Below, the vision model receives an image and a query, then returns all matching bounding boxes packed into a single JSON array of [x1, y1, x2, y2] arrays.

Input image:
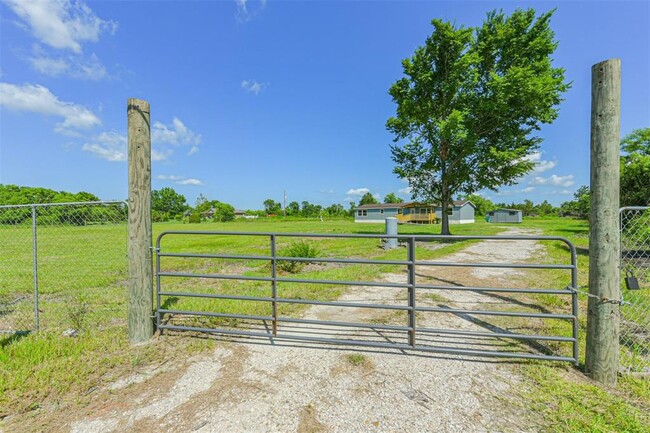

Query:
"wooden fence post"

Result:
[[586, 59, 621, 385], [127, 98, 154, 343]]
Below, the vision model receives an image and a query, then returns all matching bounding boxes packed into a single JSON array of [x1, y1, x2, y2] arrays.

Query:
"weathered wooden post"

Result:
[[586, 59, 621, 385], [128, 98, 154, 343]]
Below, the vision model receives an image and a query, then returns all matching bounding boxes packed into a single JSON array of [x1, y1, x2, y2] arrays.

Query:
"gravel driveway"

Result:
[[64, 228, 546, 433]]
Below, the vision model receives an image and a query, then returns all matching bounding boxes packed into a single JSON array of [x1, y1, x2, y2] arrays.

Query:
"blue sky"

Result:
[[0, 0, 648, 210]]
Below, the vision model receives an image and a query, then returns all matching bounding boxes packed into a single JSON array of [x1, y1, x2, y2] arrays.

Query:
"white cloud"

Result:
[[82, 132, 171, 162], [156, 175, 183, 181], [3, 0, 117, 53], [29, 52, 107, 80], [398, 186, 412, 195], [346, 188, 370, 196], [235, 0, 267, 22], [530, 174, 575, 188], [81, 116, 200, 163], [29, 56, 70, 76], [241, 79, 267, 95], [82, 131, 126, 161], [177, 178, 203, 186], [157, 175, 203, 186], [522, 186, 535, 193], [0, 82, 100, 132], [152, 117, 201, 147], [523, 151, 557, 173]]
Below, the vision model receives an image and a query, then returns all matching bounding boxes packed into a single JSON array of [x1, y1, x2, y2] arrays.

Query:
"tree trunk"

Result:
[[440, 165, 451, 235]]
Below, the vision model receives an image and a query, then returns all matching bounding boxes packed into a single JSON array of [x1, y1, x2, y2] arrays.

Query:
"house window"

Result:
[[509, 211, 517, 216], [398, 209, 403, 214], [446, 208, 453, 215], [380, 209, 384, 214]]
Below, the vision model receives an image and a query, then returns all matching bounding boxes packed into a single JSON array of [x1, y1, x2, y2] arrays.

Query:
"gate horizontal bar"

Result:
[[158, 324, 577, 363], [158, 309, 273, 322], [415, 306, 576, 320], [415, 326, 577, 342], [159, 290, 411, 310], [415, 261, 575, 270], [157, 230, 575, 244], [159, 271, 411, 289], [415, 284, 575, 295], [277, 316, 411, 332], [158, 252, 411, 266]]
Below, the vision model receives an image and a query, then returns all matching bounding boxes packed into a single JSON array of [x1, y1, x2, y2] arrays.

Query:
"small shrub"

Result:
[[187, 212, 202, 224], [346, 353, 367, 366], [277, 241, 321, 273], [66, 294, 90, 331]]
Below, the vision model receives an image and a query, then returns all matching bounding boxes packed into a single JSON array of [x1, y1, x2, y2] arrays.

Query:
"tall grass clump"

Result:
[[277, 241, 321, 273]]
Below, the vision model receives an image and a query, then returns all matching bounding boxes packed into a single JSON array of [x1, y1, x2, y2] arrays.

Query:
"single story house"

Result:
[[487, 208, 523, 223], [234, 209, 258, 219], [355, 203, 405, 223], [355, 200, 475, 224]]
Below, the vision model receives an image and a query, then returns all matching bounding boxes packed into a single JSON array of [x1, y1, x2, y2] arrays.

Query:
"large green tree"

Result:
[[387, 9, 569, 234], [152, 187, 188, 218], [359, 192, 379, 206], [383, 193, 404, 204], [620, 128, 650, 206]]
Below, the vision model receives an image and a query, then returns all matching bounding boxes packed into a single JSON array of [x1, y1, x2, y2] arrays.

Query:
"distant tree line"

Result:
[[0, 184, 124, 225]]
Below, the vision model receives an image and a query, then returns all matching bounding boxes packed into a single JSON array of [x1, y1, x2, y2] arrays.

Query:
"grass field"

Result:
[[1, 216, 649, 431]]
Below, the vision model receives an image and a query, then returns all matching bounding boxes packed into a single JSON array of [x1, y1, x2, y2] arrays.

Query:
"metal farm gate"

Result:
[[155, 231, 579, 363], [620, 206, 650, 373]]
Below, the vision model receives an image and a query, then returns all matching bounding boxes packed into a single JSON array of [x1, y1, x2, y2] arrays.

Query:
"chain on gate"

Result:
[[619, 206, 650, 374]]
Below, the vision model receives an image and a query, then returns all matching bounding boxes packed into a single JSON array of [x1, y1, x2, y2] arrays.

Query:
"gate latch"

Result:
[[625, 271, 640, 290]]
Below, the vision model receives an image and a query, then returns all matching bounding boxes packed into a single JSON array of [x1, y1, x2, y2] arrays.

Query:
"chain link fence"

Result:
[[0, 201, 128, 335], [620, 206, 650, 374]]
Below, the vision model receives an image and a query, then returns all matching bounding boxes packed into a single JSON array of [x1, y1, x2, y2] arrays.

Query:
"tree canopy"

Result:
[[383, 193, 404, 204], [0, 184, 100, 205], [152, 187, 188, 218], [620, 128, 650, 206], [387, 8, 569, 234], [359, 192, 379, 206]]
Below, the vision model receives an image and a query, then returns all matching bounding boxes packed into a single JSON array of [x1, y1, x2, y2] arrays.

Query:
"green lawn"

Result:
[[1, 216, 648, 432]]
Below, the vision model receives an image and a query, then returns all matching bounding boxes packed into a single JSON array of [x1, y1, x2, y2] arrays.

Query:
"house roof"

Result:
[[357, 202, 406, 210], [357, 200, 475, 210]]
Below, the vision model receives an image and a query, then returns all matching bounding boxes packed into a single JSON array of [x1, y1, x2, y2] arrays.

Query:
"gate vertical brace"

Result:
[[155, 245, 162, 334], [408, 237, 416, 347], [570, 244, 579, 365], [31, 205, 39, 331], [271, 234, 278, 336]]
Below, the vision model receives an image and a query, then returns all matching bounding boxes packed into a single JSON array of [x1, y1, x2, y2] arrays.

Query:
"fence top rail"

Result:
[[620, 206, 650, 213], [0, 200, 127, 210]]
